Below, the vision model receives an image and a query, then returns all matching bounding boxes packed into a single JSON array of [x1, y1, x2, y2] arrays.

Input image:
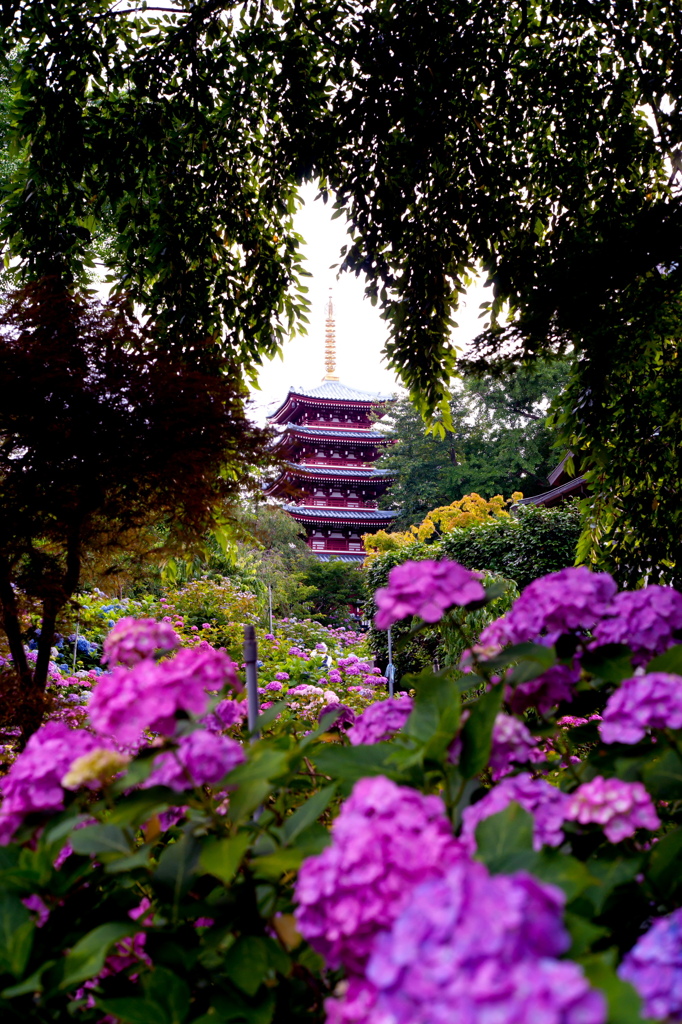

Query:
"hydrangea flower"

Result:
[[101, 616, 180, 667], [461, 774, 569, 851], [565, 776, 660, 843], [479, 567, 617, 648], [489, 714, 543, 779], [89, 647, 239, 743], [508, 663, 580, 715], [143, 731, 245, 791], [295, 776, 464, 973], [374, 559, 485, 630], [347, 696, 413, 746], [0, 723, 113, 843], [318, 703, 356, 731], [619, 908, 682, 1020], [592, 586, 682, 665], [202, 698, 247, 734], [599, 673, 682, 744], [329, 861, 604, 1024]]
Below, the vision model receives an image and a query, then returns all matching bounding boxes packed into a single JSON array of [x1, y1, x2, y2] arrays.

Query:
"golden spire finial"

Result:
[[323, 289, 339, 381]]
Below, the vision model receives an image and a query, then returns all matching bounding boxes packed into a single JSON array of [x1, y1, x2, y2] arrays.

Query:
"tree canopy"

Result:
[[379, 361, 568, 529], [2, 0, 682, 579]]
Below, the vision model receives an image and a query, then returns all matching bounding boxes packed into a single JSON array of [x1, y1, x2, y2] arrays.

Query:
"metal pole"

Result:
[[243, 625, 260, 740], [386, 625, 395, 698], [71, 600, 80, 675], [268, 583, 273, 634]]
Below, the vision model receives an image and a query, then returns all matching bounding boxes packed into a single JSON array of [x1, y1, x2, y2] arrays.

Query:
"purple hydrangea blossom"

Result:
[[461, 774, 570, 852], [101, 616, 180, 667], [347, 696, 413, 746], [329, 861, 604, 1024], [479, 567, 617, 648], [143, 731, 245, 791], [599, 673, 682, 744], [274, 672, 290, 681], [0, 723, 111, 843], [318, 704, 356, 730], [508, 664, 580, 715], [265, 680, 283, 692], [489, 714, 543, 780], [202, 698, 247, 734], [374, 559, 485, 630], [295, 776, 465, 974], [89, 647, 238, 744], [592, 586, 682, 665], [619, 908, 682, 1020], [565, 776, 660, 843]]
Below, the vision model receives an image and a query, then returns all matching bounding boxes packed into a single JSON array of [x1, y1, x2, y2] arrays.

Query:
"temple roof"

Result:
[[268, 380, 394, 423], [283, 504, 398, 521], [315, 553, 367, 564], [284, 465, 393, 479]]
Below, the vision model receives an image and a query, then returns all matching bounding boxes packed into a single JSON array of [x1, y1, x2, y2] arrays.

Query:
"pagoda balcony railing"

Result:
[[297, 499, 379, 509], [299, 458, 376, 469]]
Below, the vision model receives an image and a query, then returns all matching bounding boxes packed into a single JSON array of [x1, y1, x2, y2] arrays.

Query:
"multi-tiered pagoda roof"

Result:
[[265, 299, 398, 562]]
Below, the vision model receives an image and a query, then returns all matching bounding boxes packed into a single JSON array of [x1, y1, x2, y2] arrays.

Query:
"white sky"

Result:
[[249, 183, 491, 423]]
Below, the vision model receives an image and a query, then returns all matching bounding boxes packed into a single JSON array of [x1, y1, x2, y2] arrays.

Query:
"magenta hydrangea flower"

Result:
[[599, 673, 682, 745], [508, 664, 580, 715], [565, 776, 660, 843], [619, 908, 682, 1020], [202, 698, 247, 734], [89, 647, 239, 744], [0, 723, 110, 843], [347, 696, 413, 746], [318, 703, 356, 730], [479, 567, 617, 648], [143, 731, 245, 791], [461, 774, 569, 852], [329, 860, 604, 1024], [295, 776, 465, 974], [374, 559, 485, 630], [592, 586, 682, 665], [101, 616, 180, 667], [489, 714, 543, 780]]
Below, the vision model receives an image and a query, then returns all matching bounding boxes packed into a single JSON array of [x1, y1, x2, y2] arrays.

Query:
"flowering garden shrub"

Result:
[[3, 562, 682, 1022]]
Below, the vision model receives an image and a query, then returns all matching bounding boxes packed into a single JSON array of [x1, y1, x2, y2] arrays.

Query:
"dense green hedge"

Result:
[[364, 503, 582, 674]]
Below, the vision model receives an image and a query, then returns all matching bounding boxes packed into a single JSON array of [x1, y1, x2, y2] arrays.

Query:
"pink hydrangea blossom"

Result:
[[592, 586, 682, 665], [0, 723, 109, 843], [565, 776, 660, 843], [461, 774, 569, 852], [202, 698, 247, 734], [374, 559, 485, 630], [619, 908, 682, 1020], [295, 776, 465, 974], [101, 616, 180, 667], [89, 646, 239, 743], [479, 567, 617, 647], [347, 695, 413, 746], [143, 731, 245, 791], [599, 673, 682, 744]]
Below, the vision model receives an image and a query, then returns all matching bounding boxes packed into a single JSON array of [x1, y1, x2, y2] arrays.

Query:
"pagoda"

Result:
[[265, 295, 398, 563]]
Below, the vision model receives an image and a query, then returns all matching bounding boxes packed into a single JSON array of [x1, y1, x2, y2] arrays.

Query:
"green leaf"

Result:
[[459, 683, 503, 777], [312, 743, 401, 783], [1, 960, 55, 999], [404, 670, 460, 754], [565, 913, 609, 958], [199, 833, 251, 885], [580, 950, 647, 1024], [473, 803, 536, 874], [646, 827, 682, 900], [227, 780, 272, 825], [97, 998, 168, 1024], [144, 967, 191, 1024], [69, 824, 134, 858], [153, 833, 202, 898], [256, 702, 286, 730], [0, 894, 34, 978], [60, 922, 135, 989], [580, 854, 644, 915], [646, 645, 682, 674], [250, 849, 305, 879], [642, 747, 682, 800], [531, 849, 596, 902], [222, 936, 269, 996], [281, 785, 336, 845]]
